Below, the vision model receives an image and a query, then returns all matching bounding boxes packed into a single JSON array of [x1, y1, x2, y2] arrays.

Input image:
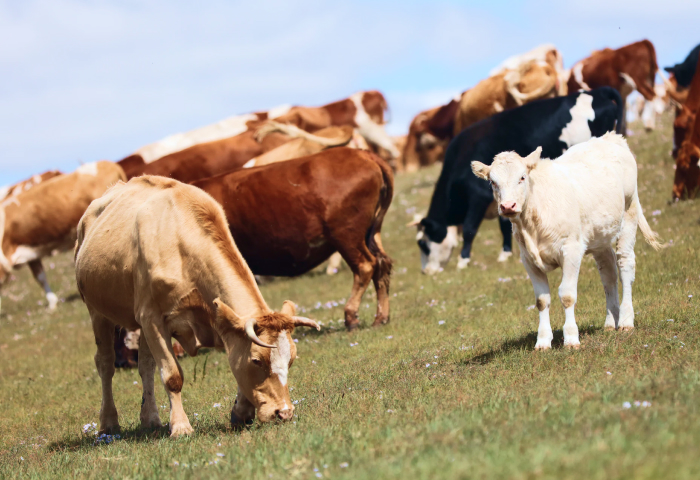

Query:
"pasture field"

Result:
[[1, 114, 699, 479]]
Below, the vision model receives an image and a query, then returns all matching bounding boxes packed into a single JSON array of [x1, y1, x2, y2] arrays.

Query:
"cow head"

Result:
[[410, 216, 459, 275], [472, 147, 542, 218], [211, 298, 319, 424], [672, 141, 700, 200]]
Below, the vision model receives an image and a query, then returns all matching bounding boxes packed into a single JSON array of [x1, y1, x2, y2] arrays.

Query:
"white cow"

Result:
[[471, 133, 660, 350]]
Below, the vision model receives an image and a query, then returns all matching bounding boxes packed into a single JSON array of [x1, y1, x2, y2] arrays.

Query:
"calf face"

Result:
[[212, 299, 318, 423], [471, 147, 542, 217]]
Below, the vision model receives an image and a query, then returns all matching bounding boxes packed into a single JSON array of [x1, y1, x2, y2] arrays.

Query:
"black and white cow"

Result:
[[415, 87, 623, 275], [664, 43, 700, 89]]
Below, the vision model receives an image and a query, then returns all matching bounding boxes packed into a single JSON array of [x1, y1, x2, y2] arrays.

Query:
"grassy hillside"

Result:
[[1, 113, 698, 479]]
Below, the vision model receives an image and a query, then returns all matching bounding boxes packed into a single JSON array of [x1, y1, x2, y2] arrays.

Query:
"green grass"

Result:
[[1, 114, 699, 479]]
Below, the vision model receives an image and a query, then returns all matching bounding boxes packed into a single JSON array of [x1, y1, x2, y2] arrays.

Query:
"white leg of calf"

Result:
[[593, 247, 620, 330], [46, 292, 58, 310], [559, 244, 583, 348], [617, 209, 638, 331], [326, 252, 343, 275], [497, 250, 513, 262], [456, 256, 470, 269], [524, 259, 552, 350]]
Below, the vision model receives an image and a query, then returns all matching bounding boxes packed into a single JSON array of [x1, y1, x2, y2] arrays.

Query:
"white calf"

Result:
[[472, 133, 660, 350]]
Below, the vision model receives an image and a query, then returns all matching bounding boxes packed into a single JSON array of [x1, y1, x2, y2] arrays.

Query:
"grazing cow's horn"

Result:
[[293, 316, 321, 331], [245, 319, 277, 348]]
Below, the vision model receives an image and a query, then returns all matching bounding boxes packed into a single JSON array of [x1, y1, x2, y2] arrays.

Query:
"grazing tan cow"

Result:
[[0, 170, 62, 202], [472, 133, 660, 350], [0, 162, 125, 311], [74, 176, 319, 436]]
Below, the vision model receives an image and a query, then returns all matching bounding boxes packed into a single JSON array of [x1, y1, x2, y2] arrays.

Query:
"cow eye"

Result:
[[251, 358, 263, 366], [519, 175, 525, 183]]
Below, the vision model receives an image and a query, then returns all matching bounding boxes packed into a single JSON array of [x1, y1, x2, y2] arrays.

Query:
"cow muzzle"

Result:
[[499, 202, 519, 217], [275, 406, 294, 421]]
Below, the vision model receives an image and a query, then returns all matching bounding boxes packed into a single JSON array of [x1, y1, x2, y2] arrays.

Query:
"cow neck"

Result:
[[510, 183, 546, 271], [425, 171, 451, 227], [212, 251, 271, 321]]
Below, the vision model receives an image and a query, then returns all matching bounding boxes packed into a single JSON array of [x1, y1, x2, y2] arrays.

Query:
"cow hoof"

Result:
[[140, 416, 163, 429], [46, 292, 59, 311], [604, 326, 616, 332], [497, 251, 513, 262], [564, 343, 581, 350], [534, 343, 551, 351], [169, 422, 194, 437], [345, 322, 360, 332], [372, 316, 390, 327], [618, 326, 634, 332], [456, 257, 470, 270], [98, 424, 121, 436]]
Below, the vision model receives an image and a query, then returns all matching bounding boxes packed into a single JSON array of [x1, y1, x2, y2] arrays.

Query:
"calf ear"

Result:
[[471, 161, 491, 180], [523, 146, 542, 171], [280, 300, 297, 316]]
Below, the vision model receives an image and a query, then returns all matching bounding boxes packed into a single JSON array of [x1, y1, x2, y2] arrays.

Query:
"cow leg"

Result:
[[138, 332, 163, 429], [558, 244, 583, 349], [231, 387, 256, 427], [90, 310, 120, 434], [457, 198, 490, 269], [592, 247, 620, 331], [371, 246, 392, 327], [497, 216, 513, 262], [339, 246, 375, 331], [522, 259, 552, 350], [326, 252, 343, 275], [28, 259, 58, 310], [140, 317, 193, 437], [616, 207, 638, 331]]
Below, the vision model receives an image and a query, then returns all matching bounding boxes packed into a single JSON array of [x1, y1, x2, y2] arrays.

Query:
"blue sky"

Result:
[[1, 0, 698, 185]]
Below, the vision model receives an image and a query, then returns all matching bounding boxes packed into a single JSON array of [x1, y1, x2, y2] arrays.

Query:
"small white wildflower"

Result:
[[622, 402, 631, 409], [340, 462, 349, 468], [606, 372, 612, 375], [425, 364, 431, 368], [652, 210, 662, 216], [438, 320, 445, 325], [527, 305, 536, 311], [386, 335, 393, 339], [133, 381, 138, 385], [387, 409, 394, 413], [173, 461, 179, 466], [642, 401, 651, 407], [213, 403, 222, 408], [293, 339, 299, 343], [216, 453, 224, 457], [634, 401, 641, 407], [667, 319, 674, 322]]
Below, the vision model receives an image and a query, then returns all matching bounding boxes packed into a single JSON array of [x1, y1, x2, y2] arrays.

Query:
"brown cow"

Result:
[[75, 175, 319, 436], [0, 170, 63, 202], [0, 162, 125, 311], [567, 40, 661, 132], [193, 147, 393, 330], [672, 51, 700, 199]]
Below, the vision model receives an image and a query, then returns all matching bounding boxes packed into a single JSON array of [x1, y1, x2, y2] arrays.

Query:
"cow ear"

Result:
[[471, 161, 491, 180], [212, 298, 245, 334], [280, 300, 296, 316], [523, 146, 542, 171]]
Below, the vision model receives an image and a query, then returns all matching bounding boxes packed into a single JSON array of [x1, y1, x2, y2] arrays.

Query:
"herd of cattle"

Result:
[[1, 39, 698, 436]]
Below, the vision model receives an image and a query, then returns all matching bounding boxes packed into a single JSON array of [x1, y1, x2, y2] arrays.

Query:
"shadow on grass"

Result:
[[63, 293, 82, 303], [463, 325, 602, 366], [45, 422, 249, 451]]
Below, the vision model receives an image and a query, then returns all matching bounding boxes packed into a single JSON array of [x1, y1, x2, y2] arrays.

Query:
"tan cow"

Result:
[[243, 123, 355, 168], [0, 170, 62, 202], [454, 60, 558, 134], [490, 44, 567, 95], [74, 176, 319, 436], [0, 162, 125, 312]]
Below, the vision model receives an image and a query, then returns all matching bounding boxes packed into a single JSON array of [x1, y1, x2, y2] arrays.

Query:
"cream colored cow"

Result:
[[472, 133, 660, 350], [74, 175, 319, 437]]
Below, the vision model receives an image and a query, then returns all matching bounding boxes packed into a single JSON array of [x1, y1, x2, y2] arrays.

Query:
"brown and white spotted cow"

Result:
[[0, 162, 125, 311], [672, 51, 700, 199], [75, 176, 319, 436], [567, 40, 662, 132], [0, 170, 63, 202]]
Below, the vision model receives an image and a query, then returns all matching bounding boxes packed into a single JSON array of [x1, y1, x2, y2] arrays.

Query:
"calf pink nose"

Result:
[[500, 202, 517, 213], [276, 408, 294, 421]]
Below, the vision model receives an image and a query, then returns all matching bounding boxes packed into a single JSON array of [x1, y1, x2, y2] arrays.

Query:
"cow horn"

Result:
[[293, 316, 321, 330], [658, 69, 674, 91], [244, 318, 277, 348]]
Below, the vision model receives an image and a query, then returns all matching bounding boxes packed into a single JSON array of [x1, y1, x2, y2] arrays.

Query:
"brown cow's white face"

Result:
[[213, 299, 318, 424], [472, 147, 542, 218]]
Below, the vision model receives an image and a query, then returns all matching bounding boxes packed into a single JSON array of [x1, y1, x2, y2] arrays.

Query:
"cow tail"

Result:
[[365, 153, 394, 288], [635, 191, 662, 251]]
